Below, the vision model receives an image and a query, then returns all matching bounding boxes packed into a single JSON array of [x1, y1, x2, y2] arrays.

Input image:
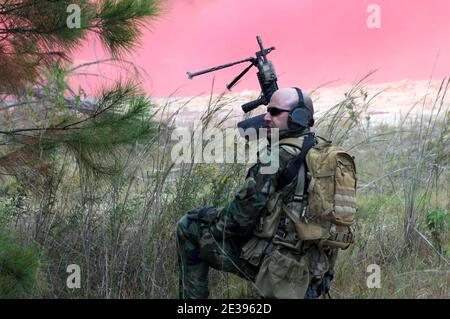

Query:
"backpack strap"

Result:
[[277, 137, 304, 149], [276, 132, 316, 191], [293, 162, 307, 213], [279, 161, 309, 224]]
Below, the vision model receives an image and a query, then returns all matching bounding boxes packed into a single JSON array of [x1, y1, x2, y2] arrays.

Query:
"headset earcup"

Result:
[[288, 87, 314, 129], [288, 108, 310, 130]]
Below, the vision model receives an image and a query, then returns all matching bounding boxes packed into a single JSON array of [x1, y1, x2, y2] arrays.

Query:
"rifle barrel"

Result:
[[187, 57, 254, 79]]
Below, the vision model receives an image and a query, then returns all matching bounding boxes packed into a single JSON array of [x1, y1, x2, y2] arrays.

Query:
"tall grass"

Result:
[[0, 77, 448, 298], [315, 77, 449, 298]]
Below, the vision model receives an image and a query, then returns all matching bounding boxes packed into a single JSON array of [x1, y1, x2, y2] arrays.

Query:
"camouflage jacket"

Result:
[[211, 130, 310, 252]]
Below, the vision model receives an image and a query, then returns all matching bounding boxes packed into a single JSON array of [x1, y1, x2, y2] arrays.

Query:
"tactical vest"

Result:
[[251, 136, 308, 251], [239, 136, 305, 267]]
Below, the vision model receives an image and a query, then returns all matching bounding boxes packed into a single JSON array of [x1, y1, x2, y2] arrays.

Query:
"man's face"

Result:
[[264, 92, 292, 135]]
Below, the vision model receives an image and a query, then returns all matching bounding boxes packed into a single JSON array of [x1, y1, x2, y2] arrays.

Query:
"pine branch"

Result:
[[0, 0, 162, 189], [0, 0, 162, 89]]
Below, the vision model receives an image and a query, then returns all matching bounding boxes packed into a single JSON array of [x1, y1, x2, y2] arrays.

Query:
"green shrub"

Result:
[[0, 233, 41, 298], [426, 210, 450, 256]]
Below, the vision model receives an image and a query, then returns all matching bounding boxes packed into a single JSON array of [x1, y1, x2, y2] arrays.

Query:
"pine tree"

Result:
[[0, 0, 162, 189]]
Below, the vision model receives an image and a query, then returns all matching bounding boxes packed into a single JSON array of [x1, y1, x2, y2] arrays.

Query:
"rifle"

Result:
[[186, 36, 278, 135]]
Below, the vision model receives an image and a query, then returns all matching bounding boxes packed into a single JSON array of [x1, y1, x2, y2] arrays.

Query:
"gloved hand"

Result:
[[304, 275, 321, 299], [304, 269, 335, 299], [320, 269, 335, 297], [186, 205, 217, 224]]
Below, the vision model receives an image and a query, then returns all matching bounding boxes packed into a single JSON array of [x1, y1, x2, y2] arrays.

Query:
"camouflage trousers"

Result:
[[176, 205, 337, 299], [176, 205, 259, 299]]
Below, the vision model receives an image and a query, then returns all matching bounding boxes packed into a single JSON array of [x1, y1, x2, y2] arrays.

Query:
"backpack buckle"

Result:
[[300, 206, 307, 218], [255, 215, 264, 232], [293, 194, 307, 202]]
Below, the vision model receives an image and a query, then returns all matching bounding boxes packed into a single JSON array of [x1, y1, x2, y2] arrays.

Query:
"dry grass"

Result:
[[0, 77, 449, 298]]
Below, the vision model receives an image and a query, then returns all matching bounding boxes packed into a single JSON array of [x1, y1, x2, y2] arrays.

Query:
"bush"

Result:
[[0, 233, 41, 298]]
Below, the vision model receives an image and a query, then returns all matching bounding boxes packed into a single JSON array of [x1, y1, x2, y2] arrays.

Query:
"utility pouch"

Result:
[[255, 250, 310, 299]]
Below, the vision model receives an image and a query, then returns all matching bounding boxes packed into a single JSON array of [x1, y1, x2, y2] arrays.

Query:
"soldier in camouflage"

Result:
[[176, 88, 337, 299]]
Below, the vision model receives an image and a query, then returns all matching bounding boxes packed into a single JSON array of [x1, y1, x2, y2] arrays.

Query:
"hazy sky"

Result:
[[75, 0, 450, 97]]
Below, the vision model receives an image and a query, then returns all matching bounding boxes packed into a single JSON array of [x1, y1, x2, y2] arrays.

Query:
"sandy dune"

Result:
[[152, 79, 448, 127]]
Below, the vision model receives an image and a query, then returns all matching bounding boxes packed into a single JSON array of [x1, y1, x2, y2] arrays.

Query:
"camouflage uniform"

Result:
[[176, 131, 337, 299]]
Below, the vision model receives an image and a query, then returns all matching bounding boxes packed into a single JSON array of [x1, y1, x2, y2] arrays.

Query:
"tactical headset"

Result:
[[287, 87, 314, 130]]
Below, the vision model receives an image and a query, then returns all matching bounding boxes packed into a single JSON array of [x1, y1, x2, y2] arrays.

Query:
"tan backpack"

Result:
[[280, 137, 357, 249]]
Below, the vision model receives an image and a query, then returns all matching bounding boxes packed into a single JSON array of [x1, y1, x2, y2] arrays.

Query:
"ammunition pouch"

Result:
[[255, 249, 310, 299]]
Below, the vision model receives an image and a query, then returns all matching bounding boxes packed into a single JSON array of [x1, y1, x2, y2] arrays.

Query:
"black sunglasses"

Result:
[[267, 107, 290, 116]]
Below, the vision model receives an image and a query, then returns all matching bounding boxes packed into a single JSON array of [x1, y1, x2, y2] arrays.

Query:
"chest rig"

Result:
[[253, 134, 313, 251]]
